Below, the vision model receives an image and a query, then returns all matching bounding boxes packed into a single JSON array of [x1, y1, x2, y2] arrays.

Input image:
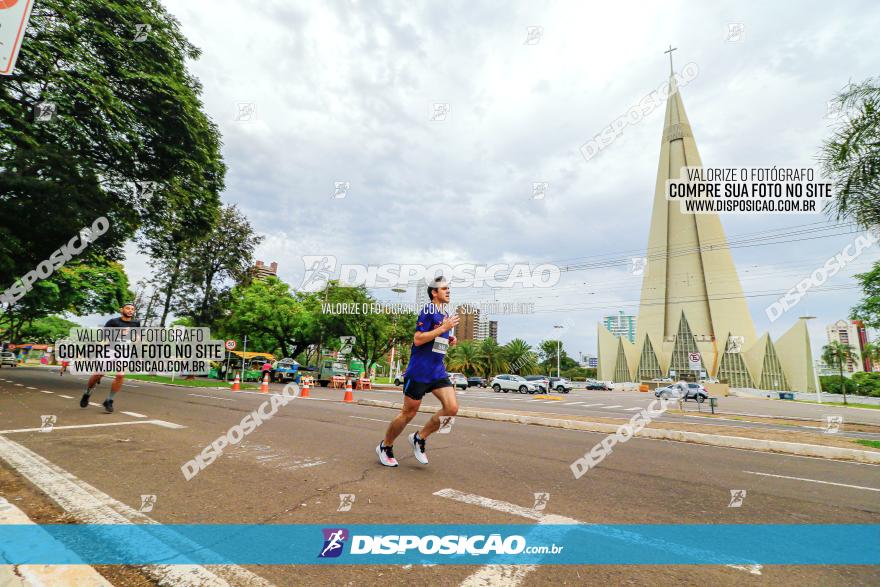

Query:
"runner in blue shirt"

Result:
[[377, 276, 459, 467]]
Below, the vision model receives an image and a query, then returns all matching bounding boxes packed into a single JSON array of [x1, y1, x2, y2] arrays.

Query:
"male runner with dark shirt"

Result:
[[377, 276, 459, 467], [79, 303, 140, 413]]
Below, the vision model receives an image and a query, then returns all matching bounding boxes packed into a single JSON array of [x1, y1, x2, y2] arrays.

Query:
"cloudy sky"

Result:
[[116, 0, 880, 360]]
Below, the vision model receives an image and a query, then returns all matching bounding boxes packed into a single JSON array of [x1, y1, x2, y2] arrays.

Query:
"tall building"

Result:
[[488, 320, 498, 342], [415, 285, 429, 310], [475, 319, 489, 341], [455, 304, 480, 341], [597, 58, 817, 392], [251, 260, 278, 280], [826, 319, 871, 375], [603, 311, 637, 344]]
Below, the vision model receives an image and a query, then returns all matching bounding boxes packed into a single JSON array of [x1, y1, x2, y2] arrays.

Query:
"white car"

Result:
[[491, 374, 540, 394], [448, 372, 468, 390], [0, 352, 17, 367]]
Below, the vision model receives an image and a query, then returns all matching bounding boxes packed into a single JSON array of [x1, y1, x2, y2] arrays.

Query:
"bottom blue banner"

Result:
[[0, 524, 877, 565]]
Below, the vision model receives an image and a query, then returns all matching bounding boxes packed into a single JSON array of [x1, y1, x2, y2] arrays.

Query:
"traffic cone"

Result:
[[260, 373, 269, 393], [343, 378, 354, 403], [300, 379, 310, 398], [231, 373, 240, 392]]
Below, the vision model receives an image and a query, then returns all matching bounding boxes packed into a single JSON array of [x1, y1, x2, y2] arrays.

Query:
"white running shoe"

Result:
[[376, 442, 398, 467], [409, 432, 428, 465]]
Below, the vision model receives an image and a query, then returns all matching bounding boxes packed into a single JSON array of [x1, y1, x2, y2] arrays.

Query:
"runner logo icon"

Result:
[[319, 528, 349, 558]]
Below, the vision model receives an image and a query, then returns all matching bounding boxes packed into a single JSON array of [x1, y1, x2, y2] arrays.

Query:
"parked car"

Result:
[[549, 377, 573, 393], [655, 382, 709, 403], [490, 374, 540, 394], [524, 375, 549, 392], [448, 372, 468, 390], [467, 376, 487, 388], [585, 379, 611, 390], [0, 352, 17, 367], [394, 374, 405, 386]]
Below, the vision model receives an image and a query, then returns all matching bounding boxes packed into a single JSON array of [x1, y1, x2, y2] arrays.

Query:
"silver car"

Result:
[[0, 352, 17, 367], [491, 374, 540, 394]]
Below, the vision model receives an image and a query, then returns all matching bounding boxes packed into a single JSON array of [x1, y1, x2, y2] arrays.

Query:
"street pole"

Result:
[[242, 335, 248, 381], [553, 324, 563, 378]]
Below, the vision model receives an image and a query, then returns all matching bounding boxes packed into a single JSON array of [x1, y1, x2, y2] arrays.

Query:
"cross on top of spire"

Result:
[[664, 44, 677, 75]]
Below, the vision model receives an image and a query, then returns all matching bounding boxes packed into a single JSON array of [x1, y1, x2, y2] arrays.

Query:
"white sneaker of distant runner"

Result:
[[409, 432, 428, 465], [376, 441, 398, 467]]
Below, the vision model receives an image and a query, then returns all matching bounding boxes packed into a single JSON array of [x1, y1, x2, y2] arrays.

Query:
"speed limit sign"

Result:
[[225, 339, 236, 351]]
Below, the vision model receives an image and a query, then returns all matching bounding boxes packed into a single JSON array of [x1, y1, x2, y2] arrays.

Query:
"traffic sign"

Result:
[[0, 0, 35, 75], [225, 339, 236, 351], [687, 352, 702, 371]]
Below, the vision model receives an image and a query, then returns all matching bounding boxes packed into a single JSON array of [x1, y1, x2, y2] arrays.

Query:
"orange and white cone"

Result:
[[260, 373, 270, 393], [231, 374, 240, 392], [343, 378, 354, 403], [300, 379, 310, 398]]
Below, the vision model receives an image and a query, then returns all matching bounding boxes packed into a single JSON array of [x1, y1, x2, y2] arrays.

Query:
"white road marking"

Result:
[[0, 435, 274, 587], [57, 394, 73, 399], [39, 390, 53, 394], [14, 384, 23, 387], [89, 402, 102, 407], [624, 407, 644, 411], [0, 497, 113, 586], [26, 386, 37, 389], [603, 405, 625, 409], [0, 420, 185, 434], [188, 393, 235, 401], [564, 402, 585, 405], [743, 470, 880, 492], [121, 411, 147, 418], [527, 399, 545, 402], [435, 488, 762, 580], [579, 403, 604, 407]]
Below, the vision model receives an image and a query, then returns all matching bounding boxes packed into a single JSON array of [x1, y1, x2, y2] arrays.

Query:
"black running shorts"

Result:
[[403, 376, 453, 400]]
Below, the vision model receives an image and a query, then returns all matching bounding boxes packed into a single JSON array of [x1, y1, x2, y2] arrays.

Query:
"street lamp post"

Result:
[[553, 325, 563, 377], [390, 287, 407, 382]]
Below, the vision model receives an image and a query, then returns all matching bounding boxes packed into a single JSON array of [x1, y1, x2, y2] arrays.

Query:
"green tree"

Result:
[[479, 338, 508, 377], [819, 77, 880, 229], [1, 0, 226, 288], [0, 260, 130, 341], [851, 263, 880, 330], [822, 341, 856, 404], [220, 277, 319, 358], [447, 339, 484, 376], [17, 315, 82, 343], [504, 338, 537, 375], [862, 342, 880, 373], [177, 205, 263, 326], [330, 287, 415, 377]]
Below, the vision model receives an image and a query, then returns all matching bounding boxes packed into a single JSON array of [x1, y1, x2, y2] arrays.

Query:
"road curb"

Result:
[[356, 399, 880, 464]]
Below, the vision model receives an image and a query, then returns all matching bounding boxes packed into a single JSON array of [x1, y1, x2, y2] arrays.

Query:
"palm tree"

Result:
[[862, 342, 880, 373], [479, 338, 508, 377], [504, 339, 537, 375], [819, 77, 880, 229], [447, 340, 484, 376], [822, 341, 856, 404]]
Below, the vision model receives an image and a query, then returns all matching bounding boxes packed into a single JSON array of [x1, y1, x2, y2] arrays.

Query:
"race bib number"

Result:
[[432, 336, 449, 355]]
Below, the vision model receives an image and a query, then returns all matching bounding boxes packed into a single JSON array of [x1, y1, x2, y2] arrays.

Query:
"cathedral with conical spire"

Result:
[[597, 53, 818, 393]]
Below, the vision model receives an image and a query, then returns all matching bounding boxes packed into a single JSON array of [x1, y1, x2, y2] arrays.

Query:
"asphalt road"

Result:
[[1, 367, 878, 586]]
